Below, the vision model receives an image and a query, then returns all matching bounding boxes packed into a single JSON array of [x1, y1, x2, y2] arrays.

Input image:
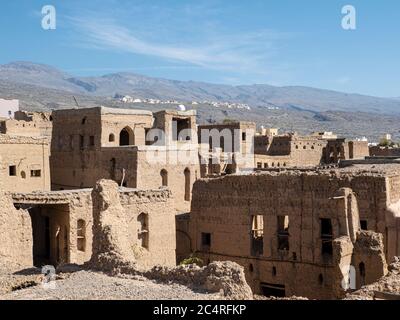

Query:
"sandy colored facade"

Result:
[[370, 145, 400, 157], [5, 180, 176, 269], [254, 132, 369, 168], [0, 134, 50, 192], [0, 111, 52, 138], [50, 107, 200, 211], [185, 163, 400, 299], [197, 121, 256, 175]]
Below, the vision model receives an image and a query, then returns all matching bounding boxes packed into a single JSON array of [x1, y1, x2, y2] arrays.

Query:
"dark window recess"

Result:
[[80, 135, 84, 149], [318, 274, 324, 285], [9, 165, 16, 176], [260, 283, 286, 298], [31, 170, 41, 177], [321, 218, 333, 261], [360, 220, 368, 230], [89, 136, 95, 147], [251, 215, 264, 256], [172, 118, 190, 141], [242, 132, 246, 141], [201, 232, 211, 249], [359, 262, 366, 287], [277, 216, 289, 251]]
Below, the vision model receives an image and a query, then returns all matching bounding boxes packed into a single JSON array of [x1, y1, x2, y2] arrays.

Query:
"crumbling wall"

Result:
[[345, 256, 400, 300], [145, 261, 253, 300], [0, 135, 50, 193], [189, 170, 394, 299], [0, 192, 32, 269], [89, 180, 136, 272], [352, 231, 388, 289], [88, 179, 176, 271]]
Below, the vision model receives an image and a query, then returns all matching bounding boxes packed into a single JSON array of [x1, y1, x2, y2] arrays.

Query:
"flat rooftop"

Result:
[[250, 163, 400, 178]]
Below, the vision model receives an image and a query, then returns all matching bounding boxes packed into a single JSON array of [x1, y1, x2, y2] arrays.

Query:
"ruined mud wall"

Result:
[[145, 261, 253, 300], [136, 148, 200, 212], [82, 180, 176, 268], [11, 181, 176, 268], [0, 192, 33, 269], [0, 135, 50, 192], [189, 171, 391, 299]]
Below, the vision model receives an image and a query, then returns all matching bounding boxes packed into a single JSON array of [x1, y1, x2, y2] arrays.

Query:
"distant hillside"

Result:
[[1, 61, 400, 142], [1, 61, 400, 114]]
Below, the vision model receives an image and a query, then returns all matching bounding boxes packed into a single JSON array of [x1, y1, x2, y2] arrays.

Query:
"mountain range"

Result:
[[1, 61, 400, 114], [1, 61, 400, 142]]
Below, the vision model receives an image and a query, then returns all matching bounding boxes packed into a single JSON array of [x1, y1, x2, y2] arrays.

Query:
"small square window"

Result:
[[31, 170, 41, 177], [9, 165, 16, 176], [360, 220, 368, 230]]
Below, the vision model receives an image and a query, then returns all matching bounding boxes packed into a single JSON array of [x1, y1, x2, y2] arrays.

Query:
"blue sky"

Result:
[[0, 0, 399, 97]]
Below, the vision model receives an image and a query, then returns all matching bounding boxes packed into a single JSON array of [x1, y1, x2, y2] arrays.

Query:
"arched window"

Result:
[[82, 117, 87, 125], [137, 212, 149, 249], [161, 169, 168, 187], [77, 219, 86, 252], [109, 133, 115, 142], [21, 171, 26, 179], [184, 168, 191, 201], [119, 127, 134, 146]]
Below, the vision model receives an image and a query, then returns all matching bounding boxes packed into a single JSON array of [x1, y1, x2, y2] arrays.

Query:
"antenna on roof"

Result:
[[73, 96, 80, 108]]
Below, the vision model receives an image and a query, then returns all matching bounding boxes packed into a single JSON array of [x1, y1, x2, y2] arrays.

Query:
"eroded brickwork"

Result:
[[188, 165, 398, 299]]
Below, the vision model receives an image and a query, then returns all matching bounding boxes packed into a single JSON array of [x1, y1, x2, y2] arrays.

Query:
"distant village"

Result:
[[114, 94, 252, 110]]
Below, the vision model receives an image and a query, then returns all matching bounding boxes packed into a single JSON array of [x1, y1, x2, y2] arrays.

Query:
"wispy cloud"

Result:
[[67, 15, 289, 76]]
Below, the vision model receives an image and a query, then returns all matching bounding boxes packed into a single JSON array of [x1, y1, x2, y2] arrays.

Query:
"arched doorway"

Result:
[[119, 127, 134, 146]]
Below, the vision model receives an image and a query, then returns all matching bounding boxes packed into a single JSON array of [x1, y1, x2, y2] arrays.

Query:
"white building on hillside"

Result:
[[0, 99, 19, 119]]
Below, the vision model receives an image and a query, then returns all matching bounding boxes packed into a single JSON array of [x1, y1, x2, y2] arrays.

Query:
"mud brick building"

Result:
[[186, 164, 400, 299]]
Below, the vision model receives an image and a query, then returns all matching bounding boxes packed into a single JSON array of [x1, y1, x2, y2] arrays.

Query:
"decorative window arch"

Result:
[[161, 169, 168, 187], [119, 127, 134, 146]]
